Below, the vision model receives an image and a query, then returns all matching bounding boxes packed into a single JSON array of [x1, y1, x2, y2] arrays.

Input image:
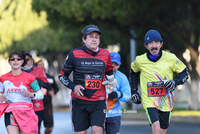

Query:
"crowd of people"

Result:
[[0, 51, 59, 134], [0, 25, 188, 134]]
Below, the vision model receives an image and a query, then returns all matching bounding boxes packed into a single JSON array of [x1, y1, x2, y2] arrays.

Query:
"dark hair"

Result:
[[9, 50, 28, 66], [20, 50, 28, 66]]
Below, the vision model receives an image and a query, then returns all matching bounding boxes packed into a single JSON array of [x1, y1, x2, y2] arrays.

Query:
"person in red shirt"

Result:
[[34, 57, 59, 134], [22, 52, 50, 134], [0, 50, 44, 134], [59, 24, 117, 133]]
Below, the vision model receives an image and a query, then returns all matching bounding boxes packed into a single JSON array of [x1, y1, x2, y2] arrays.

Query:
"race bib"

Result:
[[10, 113, 19, 126], [85, 74, 103, 90], [147, 81, 167, 97]]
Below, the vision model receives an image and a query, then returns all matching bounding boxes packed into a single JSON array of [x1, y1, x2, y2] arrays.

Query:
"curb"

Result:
[[121, 112, 200, 123]]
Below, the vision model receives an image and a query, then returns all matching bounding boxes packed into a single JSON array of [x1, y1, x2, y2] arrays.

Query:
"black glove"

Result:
[[108, 91, 118, 100], [164, 80, 176, 91], [131, 90, 141, 104]]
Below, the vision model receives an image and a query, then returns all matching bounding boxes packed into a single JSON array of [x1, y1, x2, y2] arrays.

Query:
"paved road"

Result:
[[0, 111, 200, 134]]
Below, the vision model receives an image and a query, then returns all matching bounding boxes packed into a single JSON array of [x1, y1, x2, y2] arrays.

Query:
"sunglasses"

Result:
[[25, 58, 31, 61], [9, 57, 22, 61]]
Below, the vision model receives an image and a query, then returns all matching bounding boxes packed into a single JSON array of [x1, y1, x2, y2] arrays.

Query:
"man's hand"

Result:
[[164, 80, 176, 91], [131, 89, 141, 104], [102, 75, 117, 89], [74, 85, 84, 97], [108, 91, 118, 100]]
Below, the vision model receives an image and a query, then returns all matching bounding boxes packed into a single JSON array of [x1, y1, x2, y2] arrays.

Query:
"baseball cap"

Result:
[[34, 57, 42, 65], [26, 52, 32, 59], [82, 25, 101, 35], [9, 51, 23, 59], [144, 30, 163, 45], [110, 52, 121, 65]]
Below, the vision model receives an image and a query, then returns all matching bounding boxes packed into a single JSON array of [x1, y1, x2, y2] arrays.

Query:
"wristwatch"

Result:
[[32, 93, 36, 98]]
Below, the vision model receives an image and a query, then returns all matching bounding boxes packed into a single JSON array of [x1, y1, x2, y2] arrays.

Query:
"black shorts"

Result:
[[71, 98, 106, 132], [145, 108, 171, 129], [105, 116, 121, 134], [43, 105, 54, 128], [35, 110, 44, 128], [4, 112, 19, 127]]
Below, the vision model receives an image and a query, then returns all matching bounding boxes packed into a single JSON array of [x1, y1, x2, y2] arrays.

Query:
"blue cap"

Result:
[[83, 25, 101, 35], [110, 52, 121, 65], [144, 30, 163, 45]]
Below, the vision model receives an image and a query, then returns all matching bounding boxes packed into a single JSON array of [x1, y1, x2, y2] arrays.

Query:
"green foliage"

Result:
[[32, 0, 200, 50], [31, 0, 197, 75], [0, 0, 48, 54], [1, 0, 200, 78], [15, 26, 74, 53]]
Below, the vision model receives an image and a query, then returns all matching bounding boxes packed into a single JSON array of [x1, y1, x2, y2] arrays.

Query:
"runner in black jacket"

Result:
[[58, 25, 117, 133], [35, 57, 59, 134]]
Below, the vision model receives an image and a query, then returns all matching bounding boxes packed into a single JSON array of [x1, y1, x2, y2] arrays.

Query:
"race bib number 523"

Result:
[[147, 81, 167, 97]]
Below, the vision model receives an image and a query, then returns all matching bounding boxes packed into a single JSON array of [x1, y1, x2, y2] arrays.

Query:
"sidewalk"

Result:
[[55, 106, 200, 124], [122, 112, 200, 123]]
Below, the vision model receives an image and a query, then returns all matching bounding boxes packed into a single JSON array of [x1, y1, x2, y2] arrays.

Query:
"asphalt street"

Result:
[[0, 111, 200, 134]]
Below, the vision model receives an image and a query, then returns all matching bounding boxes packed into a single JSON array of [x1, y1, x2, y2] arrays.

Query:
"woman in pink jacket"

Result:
[[0, 50, 44, 134]]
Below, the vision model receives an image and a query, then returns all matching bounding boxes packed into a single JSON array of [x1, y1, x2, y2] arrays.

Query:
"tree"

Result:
[[32, 0, 200, 109], [0, 0, 48, 54], [0, 0, 78, 71]]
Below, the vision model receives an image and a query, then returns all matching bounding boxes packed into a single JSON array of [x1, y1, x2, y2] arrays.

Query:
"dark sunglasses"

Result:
[[9, 57, 22, 61], [25, 58, 31, 61]]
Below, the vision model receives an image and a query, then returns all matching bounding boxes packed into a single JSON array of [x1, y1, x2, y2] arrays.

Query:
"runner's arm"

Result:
[[118, 75, 131, 101], [164, 67, 189, 91], [29, 80, 44, 100], [58, 51, 77, 91], [103, 70, 117, 89], [130, 69, 141, 104], [58, 70, 76, 91], [174, 67, 189, 85], [105, 69, 114, 76], [36, 78, 50, 89], [0, 81, 3, 92], [130, 69, 140, 93], [52, 76, 59, 94], [0, 83, 6, 102]]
